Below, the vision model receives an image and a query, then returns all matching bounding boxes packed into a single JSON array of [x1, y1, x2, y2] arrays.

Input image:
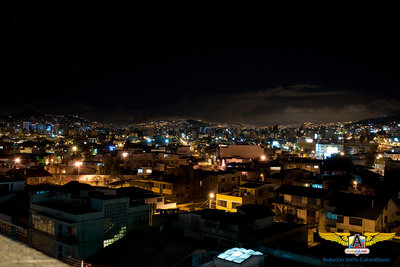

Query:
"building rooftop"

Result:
[[237, 204, 274, 219], [23, 167, 53, 178], [62, 181, 92, 192], [192, 209, 253, 225], [35, 201, 99, 215], [239, 182, 268, 189], [274, 184, 330, 198], [6, 167, 52, 180], [0, 176, 26, 182], [285, 157, 321, 164], [117, 186, 160, 199], [328, 192, 389, 220]]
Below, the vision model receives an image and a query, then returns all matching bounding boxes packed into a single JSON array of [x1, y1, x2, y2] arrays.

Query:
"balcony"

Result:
[[284, 201, 320, 210]]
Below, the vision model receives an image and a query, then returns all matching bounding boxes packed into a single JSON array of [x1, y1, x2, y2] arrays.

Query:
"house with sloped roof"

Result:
[[8, 167, 53, 185], [323, 192, 400, 234]]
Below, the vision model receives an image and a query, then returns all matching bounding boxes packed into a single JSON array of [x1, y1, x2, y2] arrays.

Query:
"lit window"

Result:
[[103, 226, 127, 248], [231, 202, 241, 208], [327, 212, 337, 220], [217, 200, 227, 207], [138, 169, 143, 173]]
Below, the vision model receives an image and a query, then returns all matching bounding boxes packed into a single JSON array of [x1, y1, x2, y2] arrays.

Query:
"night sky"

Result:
[[1, 5, 399, 125]]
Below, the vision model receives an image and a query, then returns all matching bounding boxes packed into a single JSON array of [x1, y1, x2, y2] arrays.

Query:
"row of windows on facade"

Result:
[[32, 214, 56, 235], [155, 183, 173, 189], [220, 177, 239, 182], [216, 200, 241, 209], [103, 226, 127, 248], [104, 203, 127, 217], [287, 165, 319, 169], [326, 212, 362, 226], [291, 195, 317, 205]]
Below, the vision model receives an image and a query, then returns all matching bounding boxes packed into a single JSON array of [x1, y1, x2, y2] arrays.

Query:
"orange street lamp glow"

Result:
[[75, 161, 83, 179], [74, 161, 83, 167]]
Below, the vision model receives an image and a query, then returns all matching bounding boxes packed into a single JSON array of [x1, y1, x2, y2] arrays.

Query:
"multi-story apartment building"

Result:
[[216, 182, 277, 212], [29, 182, 149, 260], [315, 143, 344, 159], [126, 152, 189, 171], [282, 158, 321, 174], [273, 185, 332, 244]]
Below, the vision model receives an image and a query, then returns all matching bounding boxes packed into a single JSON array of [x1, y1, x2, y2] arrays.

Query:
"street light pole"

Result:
[[75, 161, 82, 182], [122, 152, 128, 172], [209, 193, 215, 209]]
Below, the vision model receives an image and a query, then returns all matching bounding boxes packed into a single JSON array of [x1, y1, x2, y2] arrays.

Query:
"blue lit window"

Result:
[[312, 184, 322, 189], [327, 212, 337, 220]]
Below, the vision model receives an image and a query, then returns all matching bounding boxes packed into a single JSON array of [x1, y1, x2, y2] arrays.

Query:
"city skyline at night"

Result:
[[1, 4, 400, 266]]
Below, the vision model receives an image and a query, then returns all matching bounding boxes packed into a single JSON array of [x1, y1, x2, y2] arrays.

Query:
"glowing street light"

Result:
[[353, 181, 358, 192], [75, 161, 83, 179], [209, 192, 215, 208], [260, 155, 266, 161], [72, 146, 77, 152], [74, 161, 83, 167], [14, 158, 21, 164], [122, 152, 129, 171]]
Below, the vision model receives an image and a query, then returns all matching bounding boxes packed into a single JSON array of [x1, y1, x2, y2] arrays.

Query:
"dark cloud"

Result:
[[94, 84, 397, 126], [1, 5, 399, 125], [237, 85, 348, 98]]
